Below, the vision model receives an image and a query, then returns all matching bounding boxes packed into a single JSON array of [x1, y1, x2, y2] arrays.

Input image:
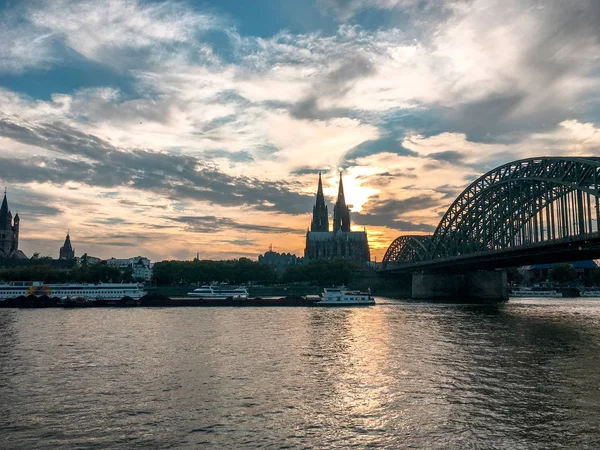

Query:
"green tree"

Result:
[[282, 260, 354, 286], [549, 263, 577, 284], [151, 259, 278, 286]]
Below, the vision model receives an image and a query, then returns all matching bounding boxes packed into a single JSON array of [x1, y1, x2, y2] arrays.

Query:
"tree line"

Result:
[[151, 258, 278, 285], [0, 262, 133, 284], [0, 257, 361, 286], [150, 258, 357, 286]]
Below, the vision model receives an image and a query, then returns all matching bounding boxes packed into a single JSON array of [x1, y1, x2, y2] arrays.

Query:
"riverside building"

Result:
[[0, 190, 26, 259]]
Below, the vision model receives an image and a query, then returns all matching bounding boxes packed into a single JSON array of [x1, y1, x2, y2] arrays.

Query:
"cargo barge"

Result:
[[0, 293, 318, 308]]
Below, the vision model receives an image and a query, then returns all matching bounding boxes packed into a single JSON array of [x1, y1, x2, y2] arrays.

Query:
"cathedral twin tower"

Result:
[[310, 172, 351, 233], [304, 173, 370, 263]]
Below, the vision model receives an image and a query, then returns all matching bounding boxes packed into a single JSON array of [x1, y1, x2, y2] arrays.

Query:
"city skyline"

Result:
[[0, 0, 599, 261]]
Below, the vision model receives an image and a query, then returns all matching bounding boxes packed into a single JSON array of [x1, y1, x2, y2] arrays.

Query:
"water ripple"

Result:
[[0, 300, 600, 448]]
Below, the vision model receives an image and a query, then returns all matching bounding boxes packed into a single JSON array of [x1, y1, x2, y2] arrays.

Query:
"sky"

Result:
[[0, 0, 599, 262]]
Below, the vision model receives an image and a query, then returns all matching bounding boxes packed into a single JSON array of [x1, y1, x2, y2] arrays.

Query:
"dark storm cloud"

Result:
[[170, 216, 299, 234], [0, 117, 314, 215]]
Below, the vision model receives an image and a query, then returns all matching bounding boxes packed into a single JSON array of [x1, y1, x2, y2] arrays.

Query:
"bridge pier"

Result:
[[412, 270, 508, 302]]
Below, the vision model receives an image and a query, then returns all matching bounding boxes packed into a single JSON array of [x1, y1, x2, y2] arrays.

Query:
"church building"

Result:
[[59, 232, 75, 260], [304, 173, 370, 264], [0, 190, 23, 259]]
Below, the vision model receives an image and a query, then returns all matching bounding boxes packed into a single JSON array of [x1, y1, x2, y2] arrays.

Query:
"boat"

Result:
[[579, 289, 600, 297], [509, 287, 562, 298], [187, 285, 249, 299], [0, 281, 146, 300], [314, 286, 376, 306]]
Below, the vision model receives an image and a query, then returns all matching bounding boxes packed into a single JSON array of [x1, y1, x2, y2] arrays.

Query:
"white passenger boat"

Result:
[[0, 281, 146, 300], [314, 286, 376, 306], [579, 289, 600, 297], [509, 287, 562, 298], [187, 285, 249, 299]]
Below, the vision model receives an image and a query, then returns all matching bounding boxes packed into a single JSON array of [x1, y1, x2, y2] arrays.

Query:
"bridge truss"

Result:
[[382, 157, 600, 269]]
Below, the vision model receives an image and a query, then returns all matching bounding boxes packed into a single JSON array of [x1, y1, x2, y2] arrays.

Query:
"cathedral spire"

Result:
[[310, 172, 329, 232], [316, 172, 326, 208], [336, 171, 346, 207], [333, 171, 351, 232]]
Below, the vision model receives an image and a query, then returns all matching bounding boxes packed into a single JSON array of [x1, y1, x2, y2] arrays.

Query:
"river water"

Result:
[[1, 298, 600, 449]]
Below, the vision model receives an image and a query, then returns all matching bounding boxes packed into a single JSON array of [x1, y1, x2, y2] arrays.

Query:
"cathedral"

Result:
[[0, 190, 23, 259], [304, 173, 370, 264]]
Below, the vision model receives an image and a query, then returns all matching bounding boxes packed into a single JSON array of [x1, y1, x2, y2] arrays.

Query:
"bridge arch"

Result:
[[381, 235, 431, 267], [383, 157, 600, 266]]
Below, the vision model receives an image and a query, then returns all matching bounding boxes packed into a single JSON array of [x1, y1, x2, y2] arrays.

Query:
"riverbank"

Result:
[[0, 294, 318, 308]]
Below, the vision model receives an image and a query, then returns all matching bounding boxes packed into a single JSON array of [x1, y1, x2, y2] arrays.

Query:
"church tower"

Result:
[[333, 172, 351, 232], [0, 190, 20, 258], [59, 232, 75, 260], [310, 172, 329, 232]]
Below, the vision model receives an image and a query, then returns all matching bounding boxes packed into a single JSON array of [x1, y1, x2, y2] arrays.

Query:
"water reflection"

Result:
[[0, 301, 599, 449]]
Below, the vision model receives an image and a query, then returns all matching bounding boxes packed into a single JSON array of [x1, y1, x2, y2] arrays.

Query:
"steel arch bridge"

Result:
[[382, 157, 600, 272]]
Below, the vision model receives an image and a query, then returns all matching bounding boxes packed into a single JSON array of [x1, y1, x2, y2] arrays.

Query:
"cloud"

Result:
[[170, 216, 300, 234], [349, 194, 441, 232], [29, 0, 222, 66], [290, 166, 331, 176], [0, 117, 317, 215], [430, 0, 600, 138], [203, 149, 254, 163], [343, 136, 417, 164], [5, 199, 62, 218], [353, 213, 436, 232], [290, 55, 375, 120], [317, 0, 441, 21], [0, 0, 224, 74], [1, 0, 600, 262], [364, 195, 442, 216], [427, 150, 467, 164], [0, 9, 57, 73]]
